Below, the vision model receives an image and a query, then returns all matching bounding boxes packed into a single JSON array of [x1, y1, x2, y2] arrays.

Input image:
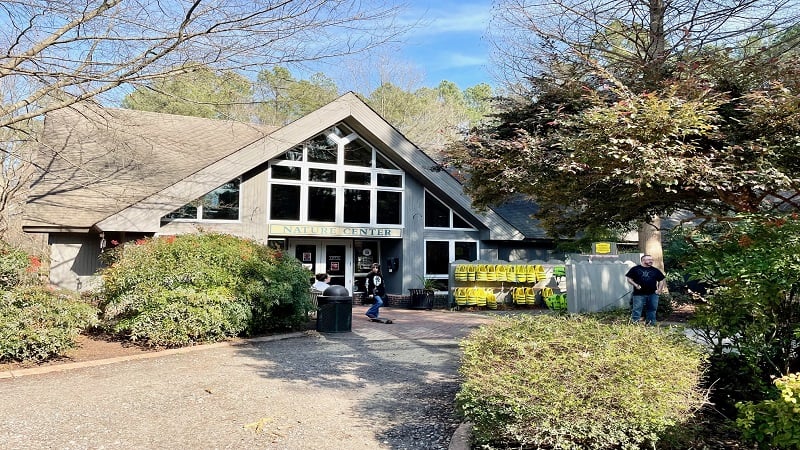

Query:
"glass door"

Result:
[[290, 240, 353, 292]]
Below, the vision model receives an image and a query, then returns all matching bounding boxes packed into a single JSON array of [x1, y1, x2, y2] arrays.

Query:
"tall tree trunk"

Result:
[[638, 217, 665, 273], [645, 0, 667, 87]]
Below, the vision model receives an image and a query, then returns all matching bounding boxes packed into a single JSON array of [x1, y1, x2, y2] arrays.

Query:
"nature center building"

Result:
[[24, 93, 553, 295]]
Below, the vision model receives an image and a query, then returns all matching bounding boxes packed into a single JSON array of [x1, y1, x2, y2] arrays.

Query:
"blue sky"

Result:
[[396, 0, 494, 89]]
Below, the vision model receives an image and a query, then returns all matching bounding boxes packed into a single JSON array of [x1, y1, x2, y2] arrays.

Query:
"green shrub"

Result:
[[737, 373, 800, 449], [0, 286, 99, 362], [99, 233, 311, 346], [674, 214, 800, 410], [0, 242, 40, 289], [456, 315, 707, 449], [113, 286, 251, 347]]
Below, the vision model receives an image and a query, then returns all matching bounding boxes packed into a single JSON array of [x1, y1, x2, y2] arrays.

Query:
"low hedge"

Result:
[[456, 315, 707, 449], [0, 286, 99, 362]]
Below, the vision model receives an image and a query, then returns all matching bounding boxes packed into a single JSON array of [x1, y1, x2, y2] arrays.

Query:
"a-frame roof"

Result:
[[25, 93, 529, 240]]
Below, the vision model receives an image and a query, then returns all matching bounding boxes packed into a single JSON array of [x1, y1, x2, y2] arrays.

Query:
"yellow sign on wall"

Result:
[[593, 242, 617, 254]]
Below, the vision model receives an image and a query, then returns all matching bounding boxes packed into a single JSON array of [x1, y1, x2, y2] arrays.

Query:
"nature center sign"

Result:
[[268, 224, 403, 238]]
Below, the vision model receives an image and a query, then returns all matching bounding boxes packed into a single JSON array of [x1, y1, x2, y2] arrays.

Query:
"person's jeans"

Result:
[[366, 295, 383, 318], [631, 294, 659, 325]]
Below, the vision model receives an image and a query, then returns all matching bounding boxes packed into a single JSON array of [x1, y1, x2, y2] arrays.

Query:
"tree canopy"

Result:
[[449, 1, 800, 240]]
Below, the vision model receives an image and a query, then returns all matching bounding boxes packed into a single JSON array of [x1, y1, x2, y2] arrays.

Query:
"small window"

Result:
[[377, 174, 402, 187], [270, 184, 301, 220], [344, 189, 370, 223], [377, 191, 401, 225], [163, 179, 240, 221], [455, 241, 478, 261], [308, 187, 336, 222], [307, 134, 338, 164], [425, 191, 450, 227], [344, 139, 372, 167], [202, 180, 240, 220], [453, 214, 471, 229], [271, 165, 301, 180], [345, 171, 371, 185], [425, 241, 450, 275], [375, 152, 397, 169], [309, 168, 336, 183]]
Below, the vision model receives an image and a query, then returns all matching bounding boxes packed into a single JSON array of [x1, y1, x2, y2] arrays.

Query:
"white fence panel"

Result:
[[566, 260, 636, 313]]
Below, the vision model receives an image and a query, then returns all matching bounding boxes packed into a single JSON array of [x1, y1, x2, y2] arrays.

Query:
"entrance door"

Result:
[[290, 240, 353, 292]]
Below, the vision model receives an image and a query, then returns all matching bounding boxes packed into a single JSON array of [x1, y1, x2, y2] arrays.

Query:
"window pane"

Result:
[[344, 171, 371, 185], [202, 179, 240, 220], [279, 145, 304, 161], [375, 152, 397, 169], [270, 184, 300, 220], [309, 168, 336, 183], [344, 139, 372, 167], [425, 192, 450, 227], [455, 241, 477, 261], [426, 241, 449, 275], [307, 134, 338, 164], [164, 204, 197, 220], [377, 173, 402, 187], [271, 165, 301, 180], [377, 191, 401, 224], [308, 187, 336, 222], [344, 189, 370, 223], [453, 213, 471, 229]]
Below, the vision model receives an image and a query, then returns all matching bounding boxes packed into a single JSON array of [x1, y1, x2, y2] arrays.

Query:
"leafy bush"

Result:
[[673, 214, 800, 410], [99, 233, 311, 346], [0, 242, 41, 289], [737, 373, 800, 449], [456, 315, 707, 449], [113, 286, 251, 347], [0, 286, 99, 362]]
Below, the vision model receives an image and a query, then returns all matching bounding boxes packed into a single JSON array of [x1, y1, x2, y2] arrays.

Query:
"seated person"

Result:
[[312, 273, 331, 292]]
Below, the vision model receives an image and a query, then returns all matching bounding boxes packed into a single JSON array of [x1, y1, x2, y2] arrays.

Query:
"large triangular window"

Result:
[[267, 124, 404, 226]]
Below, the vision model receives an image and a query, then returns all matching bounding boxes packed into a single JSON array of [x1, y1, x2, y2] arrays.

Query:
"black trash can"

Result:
[[408, 289, 434, 310], [316, 285, 353, 333]]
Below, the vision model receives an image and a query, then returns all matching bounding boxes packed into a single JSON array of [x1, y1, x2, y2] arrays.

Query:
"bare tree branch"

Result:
[[0, 0, 405, 129], [490, 0, 800, 89]]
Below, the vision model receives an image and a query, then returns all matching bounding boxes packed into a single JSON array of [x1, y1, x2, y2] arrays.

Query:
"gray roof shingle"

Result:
[[25, 105, 275, 230]]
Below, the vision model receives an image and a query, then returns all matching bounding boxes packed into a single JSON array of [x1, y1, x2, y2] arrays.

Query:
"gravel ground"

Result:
[[0, 308, 496, 450]]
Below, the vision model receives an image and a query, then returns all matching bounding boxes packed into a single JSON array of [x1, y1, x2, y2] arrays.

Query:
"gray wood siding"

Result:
[[400, 176, 425, 293], [49, 233, 103, 291]]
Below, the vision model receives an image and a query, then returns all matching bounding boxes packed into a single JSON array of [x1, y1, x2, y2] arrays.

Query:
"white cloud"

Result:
[[401, 2, 491, 36], [443, 53, 486, 68]]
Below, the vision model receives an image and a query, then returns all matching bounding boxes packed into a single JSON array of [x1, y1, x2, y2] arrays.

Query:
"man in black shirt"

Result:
[[365, 263, 385, 319], [625, 254, 666, 325]]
